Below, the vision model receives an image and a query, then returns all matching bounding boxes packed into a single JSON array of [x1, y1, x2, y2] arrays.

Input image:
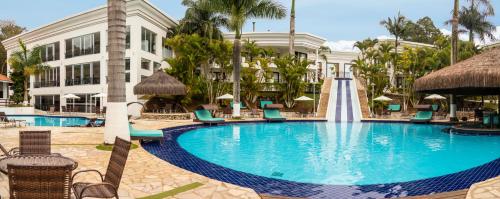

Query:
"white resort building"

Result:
[[2, 0, 177, 116]]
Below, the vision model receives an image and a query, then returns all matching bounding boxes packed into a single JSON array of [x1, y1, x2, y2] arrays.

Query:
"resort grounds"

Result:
[[0, 117, 499, 199]]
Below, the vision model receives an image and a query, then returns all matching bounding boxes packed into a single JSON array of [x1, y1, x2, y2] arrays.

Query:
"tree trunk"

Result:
[[451, 0, 459, 65], [232, 32, 242, 118], [23, 78, 28, 104], [289, 0, 296, 55], [105, 0, 129, 143]]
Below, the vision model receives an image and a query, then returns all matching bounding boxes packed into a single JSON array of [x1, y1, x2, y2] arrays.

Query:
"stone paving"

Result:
[[0, 119, 260, 199], [0, 118, 498, 199]]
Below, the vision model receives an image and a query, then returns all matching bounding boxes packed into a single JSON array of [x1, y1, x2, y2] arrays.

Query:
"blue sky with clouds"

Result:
[[1, 0, 499, 51]]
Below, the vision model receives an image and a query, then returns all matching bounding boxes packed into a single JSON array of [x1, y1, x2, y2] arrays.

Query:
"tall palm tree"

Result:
[[180, 0, 228, 41], [451, 0, 459, 65], [205, 0, 286, 117], [459, 6, 496, 43], [380, 12, 408, 71], [104, 0, 129, 143], [8, 39, 47, 104], [289, 0, 295, 55]]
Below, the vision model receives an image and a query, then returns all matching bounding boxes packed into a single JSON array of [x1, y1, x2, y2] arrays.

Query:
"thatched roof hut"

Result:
[[414, 47, 500, 95], [133, 70, 186, 95]]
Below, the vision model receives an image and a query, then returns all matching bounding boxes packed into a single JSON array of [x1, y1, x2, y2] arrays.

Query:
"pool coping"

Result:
[[142, 121, 500, 199]]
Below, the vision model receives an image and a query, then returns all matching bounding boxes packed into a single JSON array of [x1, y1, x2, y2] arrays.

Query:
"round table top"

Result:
[[0, 155, 78, 174]]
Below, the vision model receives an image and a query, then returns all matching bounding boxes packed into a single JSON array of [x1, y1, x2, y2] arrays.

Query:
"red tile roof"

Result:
[[0, 74, 13, 83]]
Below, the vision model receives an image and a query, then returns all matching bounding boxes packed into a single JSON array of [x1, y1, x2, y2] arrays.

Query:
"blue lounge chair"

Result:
[[230, 101, 247, 109], [263, 109, 286, 122], [410, 111, 433, 123], [387, 104, 401, 112], [194, 109, 225, 125], [431, 104, 439, 112], [260, 101, 273, 109], [129, 124, 164, 144]]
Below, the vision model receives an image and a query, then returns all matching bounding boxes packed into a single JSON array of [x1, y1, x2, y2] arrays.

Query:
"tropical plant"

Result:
[[318, 45, 331, 79], [0, 21, 25, 75], [104, 0, 129, 143], [275, 56, 309, 108], [179, 0, 228, 41], [402, 17, 443, 44], [242, 39, 261, 62], [204, 0, 287, 117], [380, 12, 408, 71], [205, 39, 233, 104], [289, 0, 295, 55], [7, 39, 48, 104], [457, 5, 496, 42]]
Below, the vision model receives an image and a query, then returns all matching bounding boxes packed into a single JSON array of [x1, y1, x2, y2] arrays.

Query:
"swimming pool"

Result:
[[7, 115, 100, 127], [177, 122, 500, 185]]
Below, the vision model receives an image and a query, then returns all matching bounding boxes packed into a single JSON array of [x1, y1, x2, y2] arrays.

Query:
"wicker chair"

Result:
[[72, 137, 131, 199], [0, 143, 18, 158], [19, 131, 52, 155], [8, 164, 73, 199]]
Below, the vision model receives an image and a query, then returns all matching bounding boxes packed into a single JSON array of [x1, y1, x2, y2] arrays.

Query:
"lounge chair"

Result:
[[410, 111, 433, 123], [0, 112, 24, 127], [194, 109, 225, 125], [129, 123, 164, 144], [260, 100, 273, 109], [263, 105, 286, 122], [72, 137, 131, 199], [230, 101, 247, 109], [431, 104, 439, 112], [387, 104, 401, 112]]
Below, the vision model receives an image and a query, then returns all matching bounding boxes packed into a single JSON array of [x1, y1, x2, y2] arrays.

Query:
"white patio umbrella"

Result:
[[91, 93, 107, 111], [294, 96, 314, 101], [424, 94, 446, 100], [373, 95, 393, 102], [216, 94, 234, 100], [63, 94, 80, 113]]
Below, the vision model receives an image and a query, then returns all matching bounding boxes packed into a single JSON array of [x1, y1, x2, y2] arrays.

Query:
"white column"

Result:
[[450, 94, 457, 119]]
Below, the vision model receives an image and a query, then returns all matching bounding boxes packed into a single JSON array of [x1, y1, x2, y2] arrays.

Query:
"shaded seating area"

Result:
[[263, 104, 286, 122], [129, 123, 164, 144], [230, 101, 247, 109], [410, 105, 433, 123], [194, 106, 225, 125], [260, 100, 273, 109], [387, 104, 401, 112]]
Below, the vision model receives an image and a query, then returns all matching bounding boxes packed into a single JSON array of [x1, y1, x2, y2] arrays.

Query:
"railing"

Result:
[[34, 81, 60, 88], [65, 78, 100, 86]]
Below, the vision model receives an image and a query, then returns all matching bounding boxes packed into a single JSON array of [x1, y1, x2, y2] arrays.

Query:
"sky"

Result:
[[1, 0, 499, 51]]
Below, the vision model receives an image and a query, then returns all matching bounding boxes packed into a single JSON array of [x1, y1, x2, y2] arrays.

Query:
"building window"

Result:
[[34, 67, 60, 88], [162, 37, 173, 58], [65, 32, 100, 58], [65, 61, 100, 86], [396, 76, 404, 88], [153, 62, 161, 71], [141, 27, 156, 54], [40, 42, 60, 62], [126, 26, 130, 49], [34, 95, 60, 111], [141, 59, 150, 70], [295, 51, 308, 62], [273, 72, 280, 83], [125, 58, 130, 83]]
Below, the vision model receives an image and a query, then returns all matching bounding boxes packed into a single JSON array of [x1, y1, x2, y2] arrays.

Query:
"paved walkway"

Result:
[[0, 120, 260, 199], [0, 118, 498, 199]]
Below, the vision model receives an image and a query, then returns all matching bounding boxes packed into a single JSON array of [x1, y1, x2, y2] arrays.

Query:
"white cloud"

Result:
[[324, 40, 358, 52], [440, 26, 500, 46], [376, 35, 394, 40]]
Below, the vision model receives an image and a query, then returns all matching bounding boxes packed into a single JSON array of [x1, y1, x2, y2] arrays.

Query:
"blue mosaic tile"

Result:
[[141, 122, 500, 199]]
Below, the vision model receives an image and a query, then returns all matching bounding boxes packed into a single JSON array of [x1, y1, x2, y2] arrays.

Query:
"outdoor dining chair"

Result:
[[19, 130, 52, 155], [71, 136, 131, 199], [8, 164, 73, 199]]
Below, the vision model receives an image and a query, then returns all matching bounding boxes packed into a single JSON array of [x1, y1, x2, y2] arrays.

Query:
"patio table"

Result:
[[0, 154, 78, 174]]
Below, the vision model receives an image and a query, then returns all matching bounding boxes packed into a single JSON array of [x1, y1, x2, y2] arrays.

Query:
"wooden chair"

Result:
[[8, 164, 73, 199], [72, 137, 131, 199], [19, 131, 52, 155]]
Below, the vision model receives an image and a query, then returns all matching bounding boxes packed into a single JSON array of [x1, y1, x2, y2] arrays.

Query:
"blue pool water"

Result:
[[178, 122, 500, 185], [7, 115, 98, 127]]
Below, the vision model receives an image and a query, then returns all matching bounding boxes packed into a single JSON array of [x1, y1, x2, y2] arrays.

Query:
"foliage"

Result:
[[165, 34, 233, 105], [9, 70, 24, 104], [275, 56, 309, 108], [401, 17, 443, 44], [445, 0, 495, 43], [0, 21, 25, 75], [8, 39, 48, 103], [179, 0, 228, 40]]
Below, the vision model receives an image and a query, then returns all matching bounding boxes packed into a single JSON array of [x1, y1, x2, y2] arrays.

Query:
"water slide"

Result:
[[326, 72, 362, 122]]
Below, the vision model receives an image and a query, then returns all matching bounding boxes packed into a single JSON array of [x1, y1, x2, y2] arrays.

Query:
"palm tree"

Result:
[[451, 0, 459, 65], [104, 0, 129, 143], [8, 39, 47, 104], [380, 12, 408, 71], [180, 0, 228, 41], [289, 0, 295, 55], [205, 0, 286, 117]]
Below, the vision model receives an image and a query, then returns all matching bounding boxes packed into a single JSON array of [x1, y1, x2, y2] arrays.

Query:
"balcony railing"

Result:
[[33, 81, 60, 88], [65, 78, 100, 86]]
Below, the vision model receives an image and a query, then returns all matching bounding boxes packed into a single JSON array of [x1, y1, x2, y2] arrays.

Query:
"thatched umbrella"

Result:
[[133, 70, 186, 96], [414, 47, 500, 95]]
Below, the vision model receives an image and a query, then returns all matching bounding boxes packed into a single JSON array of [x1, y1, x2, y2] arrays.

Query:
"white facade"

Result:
[[318, 51, 359, 79], [2, 0, 177, 116]]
